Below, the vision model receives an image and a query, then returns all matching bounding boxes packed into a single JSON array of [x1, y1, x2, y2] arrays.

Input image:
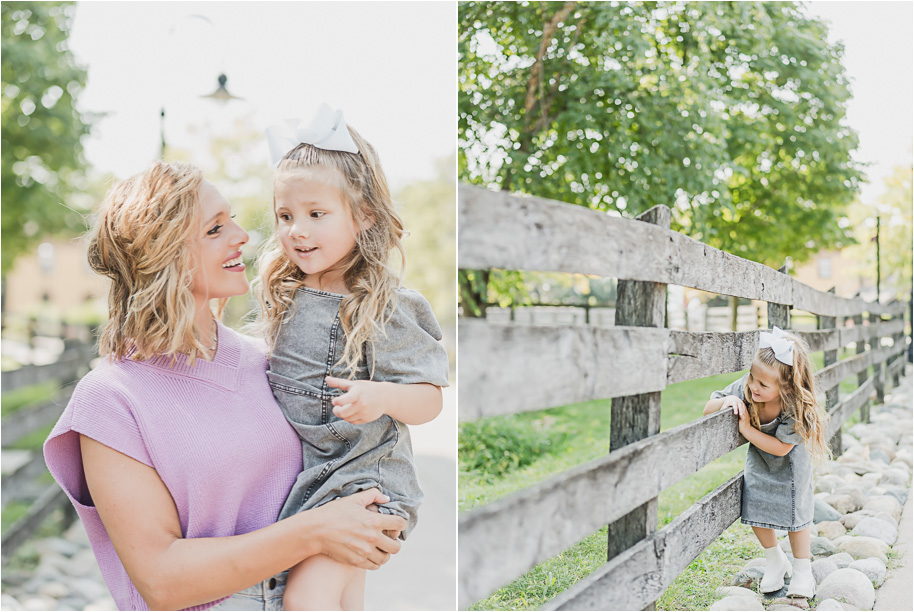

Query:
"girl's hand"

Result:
[[720, 395, 747, 416], [326, 376, 389, 424], [733, 401, 752, 436]]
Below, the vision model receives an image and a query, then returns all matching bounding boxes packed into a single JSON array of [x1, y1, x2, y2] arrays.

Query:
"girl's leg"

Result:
[[283, 555, 363, 611], [752, 526, 791, 593], [786, 527, 815, 598], [340, 567, 366, 611]]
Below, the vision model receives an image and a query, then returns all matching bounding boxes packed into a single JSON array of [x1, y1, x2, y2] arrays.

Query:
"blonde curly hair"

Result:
[[88, 161, 224, 365], [743, 331, 831, 462], [252, 125, 405, 377]]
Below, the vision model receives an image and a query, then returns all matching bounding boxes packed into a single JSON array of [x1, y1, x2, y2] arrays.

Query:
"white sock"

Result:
[[793, 557, 811, 573]]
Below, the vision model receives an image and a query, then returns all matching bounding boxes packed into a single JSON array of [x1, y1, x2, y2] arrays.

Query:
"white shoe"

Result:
[[759, 545, 792, 593], [786, 558, 816, 599]]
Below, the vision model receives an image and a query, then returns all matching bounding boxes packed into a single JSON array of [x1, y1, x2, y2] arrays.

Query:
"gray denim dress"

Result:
[[268, 287, 449, 539], [711, 375, 813, 531]]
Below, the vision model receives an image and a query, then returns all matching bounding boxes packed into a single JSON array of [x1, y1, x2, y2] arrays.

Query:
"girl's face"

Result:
[[274, 169, 360, 293], [189, 180, 250, 303], [747, 359, 782, 405]]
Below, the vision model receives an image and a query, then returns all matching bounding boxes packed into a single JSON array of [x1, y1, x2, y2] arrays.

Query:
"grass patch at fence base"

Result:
[[656, 522, 760, 611], [1, 381, 59, 419]]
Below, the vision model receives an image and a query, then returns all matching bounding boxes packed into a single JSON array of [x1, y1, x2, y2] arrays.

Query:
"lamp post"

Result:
[[159, 15, 241, 160]]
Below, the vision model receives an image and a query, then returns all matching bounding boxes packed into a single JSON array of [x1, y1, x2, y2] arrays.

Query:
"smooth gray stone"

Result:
[[815, 497, 842, 523], [828, 552, 855, 568], [709, 596, 765, 611], [811, 558, 838, 584], [848, 557, 887, 587], [811, 536, 837, 556], [851, 517, 898, 545], [817, 567, 875, 610]]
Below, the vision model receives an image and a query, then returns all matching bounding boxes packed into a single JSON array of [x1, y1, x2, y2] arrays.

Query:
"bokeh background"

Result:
[[1, 2, 455, 610]]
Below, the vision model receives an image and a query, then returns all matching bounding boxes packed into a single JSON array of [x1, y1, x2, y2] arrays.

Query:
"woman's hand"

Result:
[[310, 489, 406, 568], [327, 377, 388, 424]]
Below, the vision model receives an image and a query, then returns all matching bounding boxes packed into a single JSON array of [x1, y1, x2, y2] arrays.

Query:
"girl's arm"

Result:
[[80, 435, 405, 611], [732, 404, 795, 456], [704, 395, 743, 416], [326, 377, 442, 425]]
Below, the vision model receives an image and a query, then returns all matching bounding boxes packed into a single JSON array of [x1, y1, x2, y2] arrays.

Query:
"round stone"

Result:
[[709, 596, 765, 611], [862, 495, 903, 522], [36, 582, 69, 599], [841, 510, 876, 530], [810, 536, 837, 556], [817, 567, 875, 610], [21, 597, 59, 611], [811, 558, 838, 584], [828, 552, 855, 568], [814, 497, 842, 523], [851, 517, 898, 545], [1, 594, 22, 611], [714, 586, 761, 600], [731, 564, 765, 589], [848, 557, 887, 587], [816, 521, 847, 540], [835, 535, 889, 564], [813, 597, 845, 610]]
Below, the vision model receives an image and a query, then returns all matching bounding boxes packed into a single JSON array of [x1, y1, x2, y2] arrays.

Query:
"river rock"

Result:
[[768, 606, 805, 611], [714, 586, 761, 600], [814, 497, 842, 522], [834, 536, 889, 564], [68, 577, 107, 603], [21, 597, 59, 611], [883, 486, 907, 506], [1, 594, 22, 611], [817, 521, 846, 540], [817, 567, 875, 610], [811, 536, 837, 556], [84, 595, 117, 611], [769, 596, 810, 609], [816, 474, 846, 494], [851, 517, 897, 545], [841, 511, 876, 530], [827, 552, 855, 568], [848, 557, 887, 587], [709, 596, 765, 611], [868, 448, 891, 464], [36, 581, 69, 599], [811, 558, 838, 583], [731, 560, 765, 589], [814, 598, 850, 611], [862, 496, 903, 522], [880, 467, 909, 487]]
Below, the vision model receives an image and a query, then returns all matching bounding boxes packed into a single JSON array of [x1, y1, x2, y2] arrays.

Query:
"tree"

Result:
[[877, 165, 913, 301], [459, 1, 863, 312], [2, 2, 94, 277]]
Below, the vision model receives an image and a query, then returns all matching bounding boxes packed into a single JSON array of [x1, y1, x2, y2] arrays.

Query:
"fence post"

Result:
[[873, 310, 886, 404], [606, 205, 669, 610], [853, 312, 869, 423], [819, 288, 840, 456], [890, 303, 902, 387], [767, 266, 791, 330]]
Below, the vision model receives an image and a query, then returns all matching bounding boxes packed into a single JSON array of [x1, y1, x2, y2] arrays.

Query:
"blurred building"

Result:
[[2, 238, 108, 323], [793, 248, 877, 301]]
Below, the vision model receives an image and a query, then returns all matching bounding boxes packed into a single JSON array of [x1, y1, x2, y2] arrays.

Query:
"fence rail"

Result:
[[1, 341, 96, 565], [457, 185, 911, 609]]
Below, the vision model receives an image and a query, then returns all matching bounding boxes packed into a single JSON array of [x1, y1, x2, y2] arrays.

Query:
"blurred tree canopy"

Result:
[[2, 1, 94, 277], [459, 1, 864, 313], [877, 166, 913, 300]]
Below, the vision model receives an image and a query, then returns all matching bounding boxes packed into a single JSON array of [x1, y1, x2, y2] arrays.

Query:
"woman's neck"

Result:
[[191, 300, 217, 361]]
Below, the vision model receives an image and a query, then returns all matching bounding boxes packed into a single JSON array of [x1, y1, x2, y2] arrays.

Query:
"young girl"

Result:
[[704, 327, 829, 599], [256, 106, 449, 610]]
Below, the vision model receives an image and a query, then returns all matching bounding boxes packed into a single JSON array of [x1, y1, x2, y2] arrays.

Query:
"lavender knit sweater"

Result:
[[44, 322, 303, 611]]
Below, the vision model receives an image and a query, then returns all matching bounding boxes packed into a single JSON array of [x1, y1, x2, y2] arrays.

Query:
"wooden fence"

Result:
[[1, 341, 96, 564], [457, 185, 910, 610]]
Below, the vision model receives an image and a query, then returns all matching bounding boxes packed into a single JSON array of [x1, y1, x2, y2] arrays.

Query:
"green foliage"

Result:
[[1, 380, 58, 418], [877, 166, 912, 300], [1, 2, 95, 276], [398, 154, 457, 327], [459, 416, 562, 481], [459, 1, 863, 309]]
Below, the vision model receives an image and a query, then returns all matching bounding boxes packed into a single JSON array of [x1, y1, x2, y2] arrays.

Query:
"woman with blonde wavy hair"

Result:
[[255, 105, 448, 611], [44, 160, 408, 611]]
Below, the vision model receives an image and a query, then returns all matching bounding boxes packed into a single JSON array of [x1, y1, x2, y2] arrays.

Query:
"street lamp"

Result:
[[201, 73, 243, 105]]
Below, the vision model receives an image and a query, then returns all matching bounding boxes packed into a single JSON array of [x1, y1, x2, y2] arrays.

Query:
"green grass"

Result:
[[7, 423, 55, 451], [460, 345, 873, 610], [1, 381, 59, 418], [1, 501, 31, 535]]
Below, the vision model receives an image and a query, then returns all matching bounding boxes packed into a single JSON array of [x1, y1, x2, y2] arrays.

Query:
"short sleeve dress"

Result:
[[711, 374, 813, 531], [267, 287, 449, 539]]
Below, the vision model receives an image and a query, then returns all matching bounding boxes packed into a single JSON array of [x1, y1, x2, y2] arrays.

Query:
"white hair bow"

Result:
[[759, 326, 795, 366], [265, 104, 359, 167]]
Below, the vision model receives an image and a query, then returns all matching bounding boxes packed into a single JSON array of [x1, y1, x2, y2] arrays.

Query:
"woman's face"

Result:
[[189, 180, 250, 303]]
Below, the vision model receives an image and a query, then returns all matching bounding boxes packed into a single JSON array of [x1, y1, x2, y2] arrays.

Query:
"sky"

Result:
[[805, 0, 913, 206], [68, 1, 456, 189], [67, 1, 911, 205]]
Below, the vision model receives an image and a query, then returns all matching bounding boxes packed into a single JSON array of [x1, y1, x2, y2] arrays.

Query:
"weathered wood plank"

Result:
[[457, 410, 745, 607], [545, 474, 744, 611], [1, 387, 74, 446], [887, 357, 904, 379], [458, 185, 793, 302], [668, 331, 758, 384], [826, 378, 875, 439], [458, 321, 669, 420]]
